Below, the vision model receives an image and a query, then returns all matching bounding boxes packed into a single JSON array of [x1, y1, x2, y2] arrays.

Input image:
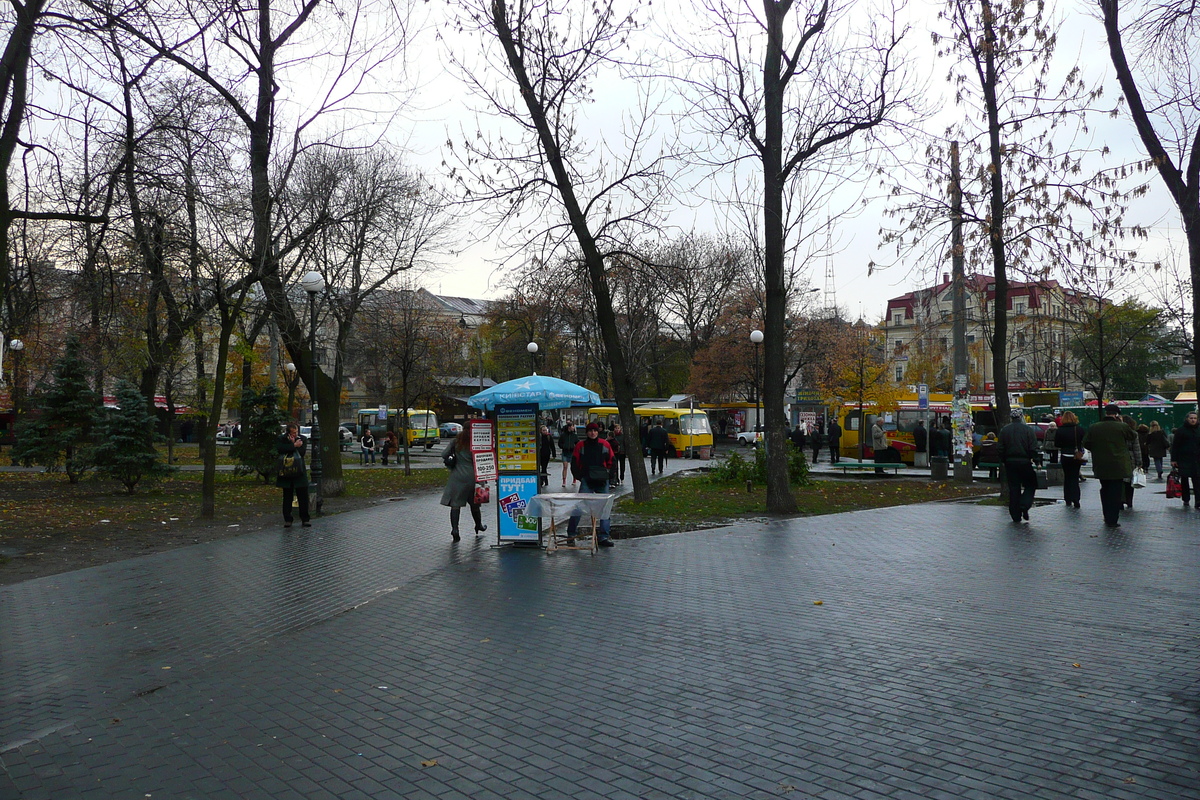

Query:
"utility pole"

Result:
[[951, 141, 974, 482]]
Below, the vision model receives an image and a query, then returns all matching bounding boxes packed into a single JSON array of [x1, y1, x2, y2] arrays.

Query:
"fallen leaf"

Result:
[[813, 601, 823, 606], [420, 759, 438, 768], [1072, 663, 1081, 668]]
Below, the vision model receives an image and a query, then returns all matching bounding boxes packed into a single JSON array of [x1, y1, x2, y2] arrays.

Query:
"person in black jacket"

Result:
[[1054, 411, 1086, 508], [1170, 411, 1200, 507], [999, 409, 1039, 522], [568, 423, 616, 546], [276, 422, 311, 528], [646, 420, 670, 475], [537, 425, 556, 487]]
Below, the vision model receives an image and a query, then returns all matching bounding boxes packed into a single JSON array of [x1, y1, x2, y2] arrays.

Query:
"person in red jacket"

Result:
[[568, 422, 616, 546]]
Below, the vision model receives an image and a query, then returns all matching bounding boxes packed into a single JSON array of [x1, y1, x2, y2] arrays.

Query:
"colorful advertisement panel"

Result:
[[497, 473, 540, 543], [496, 404, 538, 472]]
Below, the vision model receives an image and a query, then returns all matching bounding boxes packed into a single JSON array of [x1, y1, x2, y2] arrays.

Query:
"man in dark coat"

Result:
[[789, 424, 806, 450], [998, 409, 1038, 523], [1170, 410, 1200, 507], [646, 420, 671, 475], [827, 419, 841, 463], [1083, 404, 1137, 527], [913, 420, 928, 455], [275, 422, 310, 528]]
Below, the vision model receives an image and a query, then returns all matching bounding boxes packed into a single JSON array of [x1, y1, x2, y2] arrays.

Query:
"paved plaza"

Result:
[[1, 461, 1198, 799]]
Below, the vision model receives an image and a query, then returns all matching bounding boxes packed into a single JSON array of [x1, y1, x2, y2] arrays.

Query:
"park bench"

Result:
[[976, 460, 1002, 479], [834, 462, 908, 476]]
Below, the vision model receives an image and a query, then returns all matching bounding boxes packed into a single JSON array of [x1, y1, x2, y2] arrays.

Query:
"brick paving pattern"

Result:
[[2, 459, 1198, 799]]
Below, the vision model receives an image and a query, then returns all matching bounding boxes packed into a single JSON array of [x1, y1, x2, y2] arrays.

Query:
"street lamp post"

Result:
[[284, 362, 298, 420], [527, 341, 539, 374], [300, 270, 325, 507], [750, 329, 763, 442], [8, 339, 23, 418]]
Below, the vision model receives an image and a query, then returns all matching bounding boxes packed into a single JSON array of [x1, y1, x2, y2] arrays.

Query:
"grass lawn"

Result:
[[617, 472, 994, 528]]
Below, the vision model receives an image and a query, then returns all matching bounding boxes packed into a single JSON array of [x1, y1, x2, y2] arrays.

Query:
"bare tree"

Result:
[[448, 0, 678, 501], [1100, 0, 1200, 383], [684, 0, 916, 512]]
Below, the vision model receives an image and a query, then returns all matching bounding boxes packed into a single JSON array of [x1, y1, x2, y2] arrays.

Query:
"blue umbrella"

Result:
[[468, 374, 601, 411]]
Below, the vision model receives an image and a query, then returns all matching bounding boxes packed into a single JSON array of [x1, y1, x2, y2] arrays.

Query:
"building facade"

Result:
[[884, 273, 1099, 393]]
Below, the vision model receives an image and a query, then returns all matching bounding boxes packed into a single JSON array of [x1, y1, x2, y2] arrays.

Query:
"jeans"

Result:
[[567, 479, 611, 540], [281, 485, 310, 523], [1099, 478, 1125, 524], [1005, 459, 1038, 520], [361, 447, 375, 464], [1153, 456, 1164, 478]]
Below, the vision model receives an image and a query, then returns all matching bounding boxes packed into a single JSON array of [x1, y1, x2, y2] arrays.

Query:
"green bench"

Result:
[[976, 460, 1002, 479], [835, 462, 908, 475]]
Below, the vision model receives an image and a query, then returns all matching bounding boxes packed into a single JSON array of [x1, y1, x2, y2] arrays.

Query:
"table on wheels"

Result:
[[526, 493, 615, 555]]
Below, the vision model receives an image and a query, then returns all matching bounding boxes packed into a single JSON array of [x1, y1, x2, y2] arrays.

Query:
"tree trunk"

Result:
[[981, 3, 1010, 420], [760, 4, 798, 513]]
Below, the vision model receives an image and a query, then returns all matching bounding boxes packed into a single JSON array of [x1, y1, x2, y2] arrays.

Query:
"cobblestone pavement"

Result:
[[2, 459, 1197, 799]]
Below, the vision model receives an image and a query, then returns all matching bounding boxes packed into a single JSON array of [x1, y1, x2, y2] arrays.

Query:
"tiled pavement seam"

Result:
[[2, 482, 1198, 799]]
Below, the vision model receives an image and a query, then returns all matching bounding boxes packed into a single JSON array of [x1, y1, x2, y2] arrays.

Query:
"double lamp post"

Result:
[[300, 270, 325, 507]]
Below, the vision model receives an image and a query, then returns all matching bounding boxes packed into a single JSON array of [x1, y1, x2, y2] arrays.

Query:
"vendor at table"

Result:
[[568, 422, 616, 547]]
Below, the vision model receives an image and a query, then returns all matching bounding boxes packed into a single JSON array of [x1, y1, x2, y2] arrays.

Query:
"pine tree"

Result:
[[11, 337, 101, 482], [92, 381, 174, 494], [229, 385, 286, 482]]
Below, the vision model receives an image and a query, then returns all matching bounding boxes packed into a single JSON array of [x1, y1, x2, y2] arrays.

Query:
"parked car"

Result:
[[736, 429, 763, 446], [440, 422, 463, 438], [298, 425, 355, 450]]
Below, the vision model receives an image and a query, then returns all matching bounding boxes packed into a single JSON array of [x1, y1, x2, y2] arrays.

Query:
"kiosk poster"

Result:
[[497, 474, 540, 542], [469, 419, 494, 452], [496, 404, 538, 472], [473, 451, 497, 482]]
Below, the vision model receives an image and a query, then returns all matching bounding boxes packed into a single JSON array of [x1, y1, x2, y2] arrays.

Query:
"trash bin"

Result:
[[930, 456, 948, 480], [696, 446, 712, 460]]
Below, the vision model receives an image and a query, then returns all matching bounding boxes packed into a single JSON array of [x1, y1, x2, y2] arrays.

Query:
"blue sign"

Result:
[[1059, 391, 1084, 406], [917, 383, 929, 410], [497, 474, 540, 543]]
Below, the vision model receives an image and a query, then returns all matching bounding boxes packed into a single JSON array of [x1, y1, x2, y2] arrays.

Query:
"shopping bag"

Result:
[[1166, 469, 1183, 499], [1131, 468, 1146, 489], [474, 484, 490, 504]]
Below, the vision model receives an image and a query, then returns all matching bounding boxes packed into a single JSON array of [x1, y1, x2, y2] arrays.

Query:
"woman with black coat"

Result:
[[1054, 411, 1086, 509], [537, 425, 556, 487], [1170, 411, 1200, 507]]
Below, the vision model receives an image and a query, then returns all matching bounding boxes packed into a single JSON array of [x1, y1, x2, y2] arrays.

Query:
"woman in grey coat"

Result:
[[440, 429, 487, 541]]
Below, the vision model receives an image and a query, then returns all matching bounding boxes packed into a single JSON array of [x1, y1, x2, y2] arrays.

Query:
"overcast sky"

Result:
[[391, 0, 1182, 319]]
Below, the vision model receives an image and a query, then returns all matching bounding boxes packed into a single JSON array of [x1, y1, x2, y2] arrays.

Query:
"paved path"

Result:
[[2, 461, 1197, 799]]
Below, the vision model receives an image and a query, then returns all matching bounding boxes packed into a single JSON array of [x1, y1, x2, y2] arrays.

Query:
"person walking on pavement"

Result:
[[567, 422, 616, 547], [1042, 418, 1058, 464], [1054, 411, 1086, 508], [276, 422, 311, 529], [999, 409, 1039, 523], [789, 423, 806, 451], [537, 425, 556, 487], [1122, 415, 1143, 509], [1169, 411, 1200, 507], [1082, 404, 1137, 527], [810, 421, 824, 464], [871, 418, 888, 473], [646, 418, 670, 475], [440, 430, 487, 542], [359, 428, 376, 465], [1145, 420, 1169, 480], [827, 418, 841, 463], [559, 422, 579, 487], [610, 423, 628, 485]]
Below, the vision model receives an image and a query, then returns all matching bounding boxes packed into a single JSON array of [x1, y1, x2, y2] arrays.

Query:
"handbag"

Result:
[[1166, 469, 1183, 499], [473, 484, 490, 504], [277, 453, 302, 479], [587, 465, 610, 484], [443, 449, 457, 470], [1131, 468, 1146, 488]]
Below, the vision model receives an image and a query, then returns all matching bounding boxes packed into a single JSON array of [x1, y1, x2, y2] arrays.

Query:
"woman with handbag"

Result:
[[276, 422, 311, 528], [440, 429, 487, 541], [1145, 421, 1169, 480], [1054, 411, 1086, 509]]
